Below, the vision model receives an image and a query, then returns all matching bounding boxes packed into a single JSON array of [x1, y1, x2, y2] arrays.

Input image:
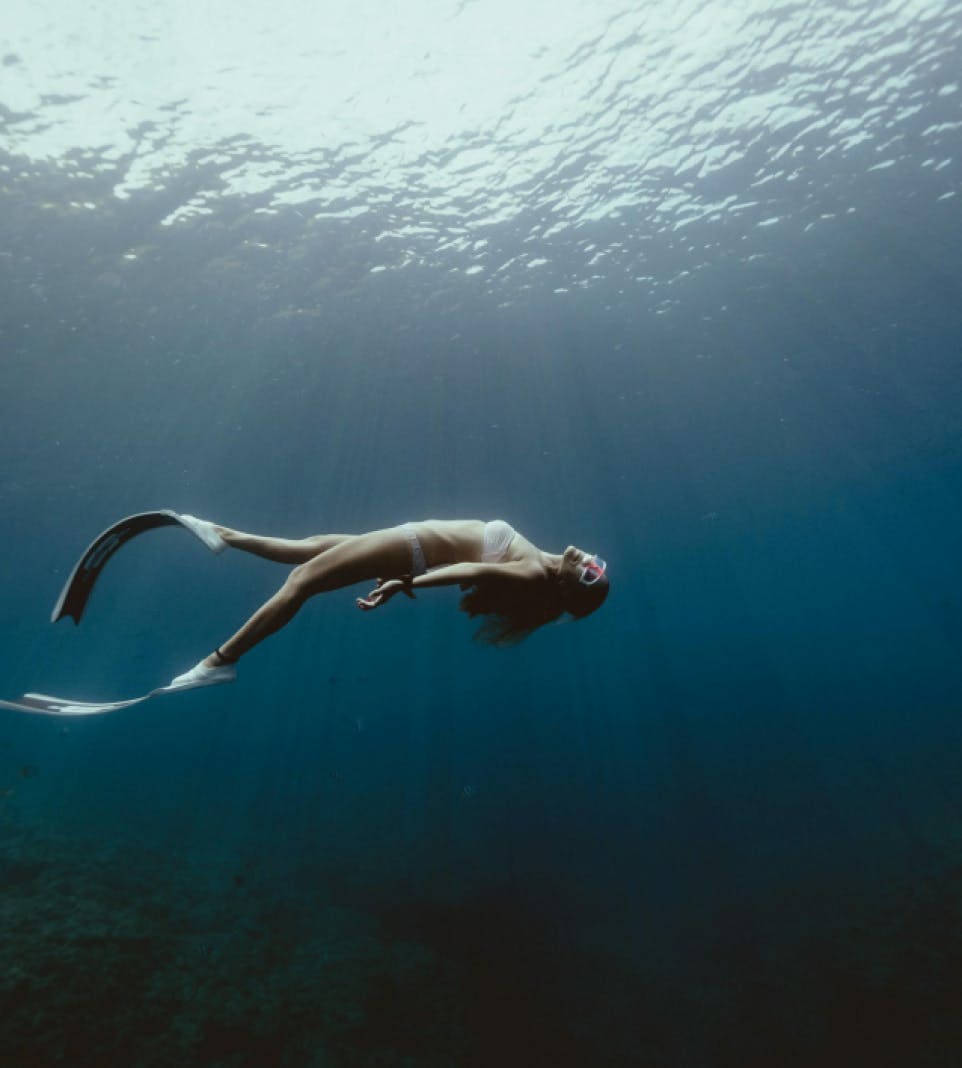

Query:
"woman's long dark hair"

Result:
[[459, 571, 609, 646]]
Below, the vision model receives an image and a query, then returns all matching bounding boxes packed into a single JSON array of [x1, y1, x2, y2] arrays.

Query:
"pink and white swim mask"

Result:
[[578, 554, 607, 586]]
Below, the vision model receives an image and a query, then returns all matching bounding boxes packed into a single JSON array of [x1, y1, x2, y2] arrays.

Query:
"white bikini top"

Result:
[[482, 519, 516, 563]]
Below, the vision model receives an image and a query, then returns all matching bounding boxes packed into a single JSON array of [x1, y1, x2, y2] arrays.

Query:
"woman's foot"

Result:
[[168, 657, 237, 691], [212, 525, 248, 549], [178, 514, 228, 554]]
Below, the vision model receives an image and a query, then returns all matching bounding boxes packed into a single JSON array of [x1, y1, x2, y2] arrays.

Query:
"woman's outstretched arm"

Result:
[[357, 561, 540, 610], [413, 561, 538, 590]]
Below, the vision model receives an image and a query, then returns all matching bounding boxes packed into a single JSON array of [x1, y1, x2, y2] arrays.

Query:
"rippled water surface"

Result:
[[4, 0, 960, 310], [3, 2, 962, 1066]]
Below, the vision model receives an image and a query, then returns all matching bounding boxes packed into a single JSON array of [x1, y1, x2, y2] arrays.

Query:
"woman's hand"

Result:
[[356, 576, 415, 611]]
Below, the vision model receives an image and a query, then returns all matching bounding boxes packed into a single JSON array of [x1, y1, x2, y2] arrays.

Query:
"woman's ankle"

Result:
[[214, 525, 238, 545], [208, 647, 237, 668]]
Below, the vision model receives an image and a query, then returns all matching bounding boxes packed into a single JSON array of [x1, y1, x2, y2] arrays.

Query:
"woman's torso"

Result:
[[409, 519, 538, 569]]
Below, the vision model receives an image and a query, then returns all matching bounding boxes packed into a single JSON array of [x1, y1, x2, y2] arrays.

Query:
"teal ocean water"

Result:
[[2, 1, 962, 1064]]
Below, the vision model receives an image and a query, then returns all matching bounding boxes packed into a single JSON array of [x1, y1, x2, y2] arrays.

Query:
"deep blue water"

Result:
[[3, 1, 962, 1064]]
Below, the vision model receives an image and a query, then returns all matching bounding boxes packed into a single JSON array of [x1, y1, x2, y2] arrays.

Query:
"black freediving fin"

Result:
[[50, 510, 224, 625]]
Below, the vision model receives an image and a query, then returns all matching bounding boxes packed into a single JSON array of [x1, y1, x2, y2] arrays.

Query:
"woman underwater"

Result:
[[171, 516, 609, 688]]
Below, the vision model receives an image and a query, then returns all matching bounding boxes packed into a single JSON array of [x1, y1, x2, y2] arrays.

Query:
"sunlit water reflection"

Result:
[[3, 0, 960, 313]]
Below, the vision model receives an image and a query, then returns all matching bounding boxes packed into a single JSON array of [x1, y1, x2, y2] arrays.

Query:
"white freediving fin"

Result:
[[0, 662, 236, 717]]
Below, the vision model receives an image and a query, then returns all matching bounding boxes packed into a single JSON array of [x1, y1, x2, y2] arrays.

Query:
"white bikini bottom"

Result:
[[401, 523, 427, 575]]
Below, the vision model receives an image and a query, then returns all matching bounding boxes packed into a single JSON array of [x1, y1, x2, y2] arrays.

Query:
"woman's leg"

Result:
[[215, 526, 353, 565], [203, 528, 411, 666]]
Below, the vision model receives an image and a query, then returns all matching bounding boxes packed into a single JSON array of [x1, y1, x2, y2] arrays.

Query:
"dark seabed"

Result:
[[2, 1, 962, 1064]]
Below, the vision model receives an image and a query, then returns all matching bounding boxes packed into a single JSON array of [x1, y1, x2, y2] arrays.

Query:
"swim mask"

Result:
[[578, 554, 607, 586]]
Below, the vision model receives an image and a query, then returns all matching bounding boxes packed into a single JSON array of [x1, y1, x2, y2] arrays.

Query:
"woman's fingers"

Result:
[[356, 591, 381, 610], [357, 578, 409, 611]]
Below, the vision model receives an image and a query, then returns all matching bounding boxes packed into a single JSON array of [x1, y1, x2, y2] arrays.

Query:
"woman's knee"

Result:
[[284, 567, 315, 604]]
